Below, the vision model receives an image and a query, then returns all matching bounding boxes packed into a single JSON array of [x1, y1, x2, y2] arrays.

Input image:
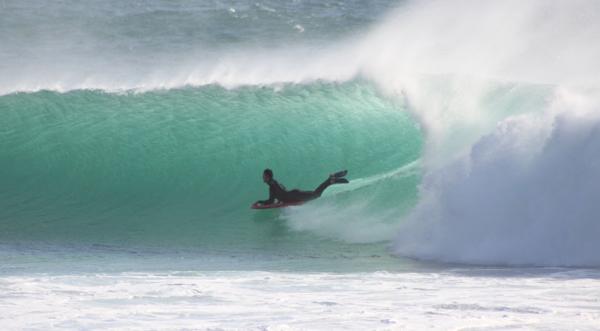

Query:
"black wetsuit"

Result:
[[258, 178, 332, 204]]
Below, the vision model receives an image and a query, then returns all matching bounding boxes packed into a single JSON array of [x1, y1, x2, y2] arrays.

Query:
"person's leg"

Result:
[[313, 178, 332, 197], [285, 175, 349, 202], [284, 189, 315, 202], [313, 175, 349, 197]]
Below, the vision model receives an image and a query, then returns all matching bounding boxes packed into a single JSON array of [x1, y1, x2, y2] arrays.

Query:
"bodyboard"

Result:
[[251, 201, 305, 209]]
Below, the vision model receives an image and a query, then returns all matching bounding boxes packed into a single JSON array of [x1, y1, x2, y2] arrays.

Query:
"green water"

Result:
[[0, 82, 422, 261]]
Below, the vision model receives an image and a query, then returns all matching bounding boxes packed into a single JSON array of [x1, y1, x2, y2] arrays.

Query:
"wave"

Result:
[[376, 0, 600, 267], [2, 0, 600, 266], [0, 82, 422, 252], [395, 88, 600, 266]]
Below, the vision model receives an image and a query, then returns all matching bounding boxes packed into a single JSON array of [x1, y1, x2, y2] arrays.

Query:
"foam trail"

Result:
[[323, 159, 421, 196], [283, 160, 421, 244]]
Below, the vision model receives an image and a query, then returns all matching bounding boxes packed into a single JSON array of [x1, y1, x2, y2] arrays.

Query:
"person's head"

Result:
[[262, 168, 273, 182]]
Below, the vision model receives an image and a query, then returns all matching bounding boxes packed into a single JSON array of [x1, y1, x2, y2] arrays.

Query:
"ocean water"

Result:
[[1, 0, 600, 329]]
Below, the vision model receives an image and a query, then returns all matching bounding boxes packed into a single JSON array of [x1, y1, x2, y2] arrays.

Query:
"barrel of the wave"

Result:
[[0, 83, 421, 249]]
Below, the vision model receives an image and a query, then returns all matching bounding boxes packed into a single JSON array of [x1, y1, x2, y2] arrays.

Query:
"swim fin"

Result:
[[332, 170, 348, 178]]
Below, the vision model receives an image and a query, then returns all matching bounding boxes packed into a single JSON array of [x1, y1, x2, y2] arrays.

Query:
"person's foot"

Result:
[[330, 170, 349, 183], [332, 170, 348, 178], [329, 174, 336, 183]]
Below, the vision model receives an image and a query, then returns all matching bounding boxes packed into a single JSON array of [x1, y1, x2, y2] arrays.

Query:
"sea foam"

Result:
[[360, 0, 600, 266]]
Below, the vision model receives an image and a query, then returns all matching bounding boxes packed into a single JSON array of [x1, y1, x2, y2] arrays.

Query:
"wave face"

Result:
[[2, 0, 600, 267], [0, 83, 422, 255]]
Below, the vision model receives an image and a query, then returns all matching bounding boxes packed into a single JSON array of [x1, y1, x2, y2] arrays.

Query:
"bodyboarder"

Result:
[[254, 168, 349, 206]]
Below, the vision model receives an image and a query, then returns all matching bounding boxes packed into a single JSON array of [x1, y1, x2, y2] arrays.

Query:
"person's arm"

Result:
[[257, 184, 276, 205]]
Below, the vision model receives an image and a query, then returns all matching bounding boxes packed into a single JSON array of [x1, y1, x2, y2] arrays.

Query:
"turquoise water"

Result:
[[2, 0, 600, 271], [0, 82, 422, 270], [0, 0, 425, 272]]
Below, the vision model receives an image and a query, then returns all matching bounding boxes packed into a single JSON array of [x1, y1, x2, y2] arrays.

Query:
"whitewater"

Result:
[[1, 0, 600, 329]]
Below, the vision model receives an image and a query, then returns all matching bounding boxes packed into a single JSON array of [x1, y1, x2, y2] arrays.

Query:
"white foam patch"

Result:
[[395, 89, 600, 266], [283, 202, 401, 243], [324, 159, 421, 196], [1, 270, 599, 330]]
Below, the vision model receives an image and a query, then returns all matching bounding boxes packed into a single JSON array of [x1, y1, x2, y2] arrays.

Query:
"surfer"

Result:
[[255, 168, 349, 206]]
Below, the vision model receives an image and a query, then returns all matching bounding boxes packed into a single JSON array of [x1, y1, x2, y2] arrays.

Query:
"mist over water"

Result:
[[1, 0, 600, 267], [0, 0, 395, 93], [365, 0, 600, 266]]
